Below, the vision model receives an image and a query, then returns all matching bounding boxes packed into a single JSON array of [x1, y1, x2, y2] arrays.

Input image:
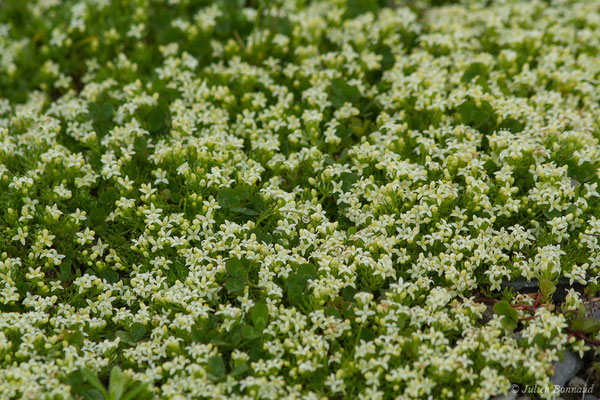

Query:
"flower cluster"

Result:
[[0, 0, 599, 399]]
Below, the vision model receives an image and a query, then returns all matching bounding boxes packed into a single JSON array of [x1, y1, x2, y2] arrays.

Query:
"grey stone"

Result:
[[501, 277, 539, 292], [584, 395, 598, 400], [514, 331, 523, 340], [500, 277, 588, 303], [584, 297, 600, 319], [567, 376, 586, 388], [516, 396, 532, 400], [490, 392, 516, 400], [551, 350, 584, 386], [479, 303, 495, 323]]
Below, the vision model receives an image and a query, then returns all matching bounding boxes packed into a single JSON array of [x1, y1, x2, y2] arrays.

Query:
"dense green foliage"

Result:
[[0, 0, 599, 399]]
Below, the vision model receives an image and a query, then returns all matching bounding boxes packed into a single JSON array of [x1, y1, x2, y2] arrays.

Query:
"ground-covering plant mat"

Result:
[[1, 0, 600, 399]]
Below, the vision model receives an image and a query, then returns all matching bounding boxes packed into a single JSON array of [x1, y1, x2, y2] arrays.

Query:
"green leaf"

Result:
[[101, 269, 120, 284], [90, 102, 113, 122], [248, 228, 263, 241], [500, 316, 518, 331], [582, 318, 600, 333], [500, 118, 523, 133], [81, 389, 105, 400], [360, 327, 375, 341], [493, 300, 518, 320], [586, 282, 600, 296], [251, 194, 265, 211], [307, 367, 329, 390], [210, 334, 231, 347], [130, 322, 146, 342], [262, 233, 273, 244], [121, 383, 151, 400], [380, 45, 394, 69], [225, 277, 246, 294], [90, 207, 106, 226], [568, 162, 596, 182], [109, 366, 126, 400], [230, 363, 248, 377], [543, 208, 562, 220], [325, 306, 341, 319], [342, 286, 357, 301], [226, 258, 248, 280], [457, 100, 493, 125], [59, 260, 73, 280], [217, 189, 232, 208], [100, 103, 114, 121], [297, 263, 317, 280], [231, 207, 260, 216], [133, 136, 147, 154], [571, 317, 585, 331], [68, 331, 85, 348], [250, 303, 269, 331], [207, 355, 226, 378], [493, 300, 518, 322], [229, 324, 243, 345], [342, 302, 355, 319], [80, 368, 108, 398], [287, 281, 304, 305], [340, 172, 359, 192], [331, 78, 361, 108], [241, 324, 261, 340], [462, 62, 487, 83], [116, 330, 135, 345], [271, 14, 292, 35], [539, 278, 556, 299], [67, 369, 85, 388], [230, 186, 249, 206], [287, 264, 317, 306], [146, 110, 166, 133], [346, 0, 380, 17], [191, 327, 207, 342]]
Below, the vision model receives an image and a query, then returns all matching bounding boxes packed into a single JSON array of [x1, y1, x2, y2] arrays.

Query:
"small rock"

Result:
[[551, 350, 584, 386], [568, 376, 586, 388], [554, 279, 587, 303], [516, 396, 532, 400], [514, 331, 523, 341], [501, 277, 539, 293], [584, 297, 600, 319], [500, 278, 588, 303], [479, 303, 495, 323], [490, 392, 516, 400], [584, 395, 598, 400]]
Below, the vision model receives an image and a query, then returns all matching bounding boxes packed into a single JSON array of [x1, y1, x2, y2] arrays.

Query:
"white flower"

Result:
[[11, 227, 28, 245]]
